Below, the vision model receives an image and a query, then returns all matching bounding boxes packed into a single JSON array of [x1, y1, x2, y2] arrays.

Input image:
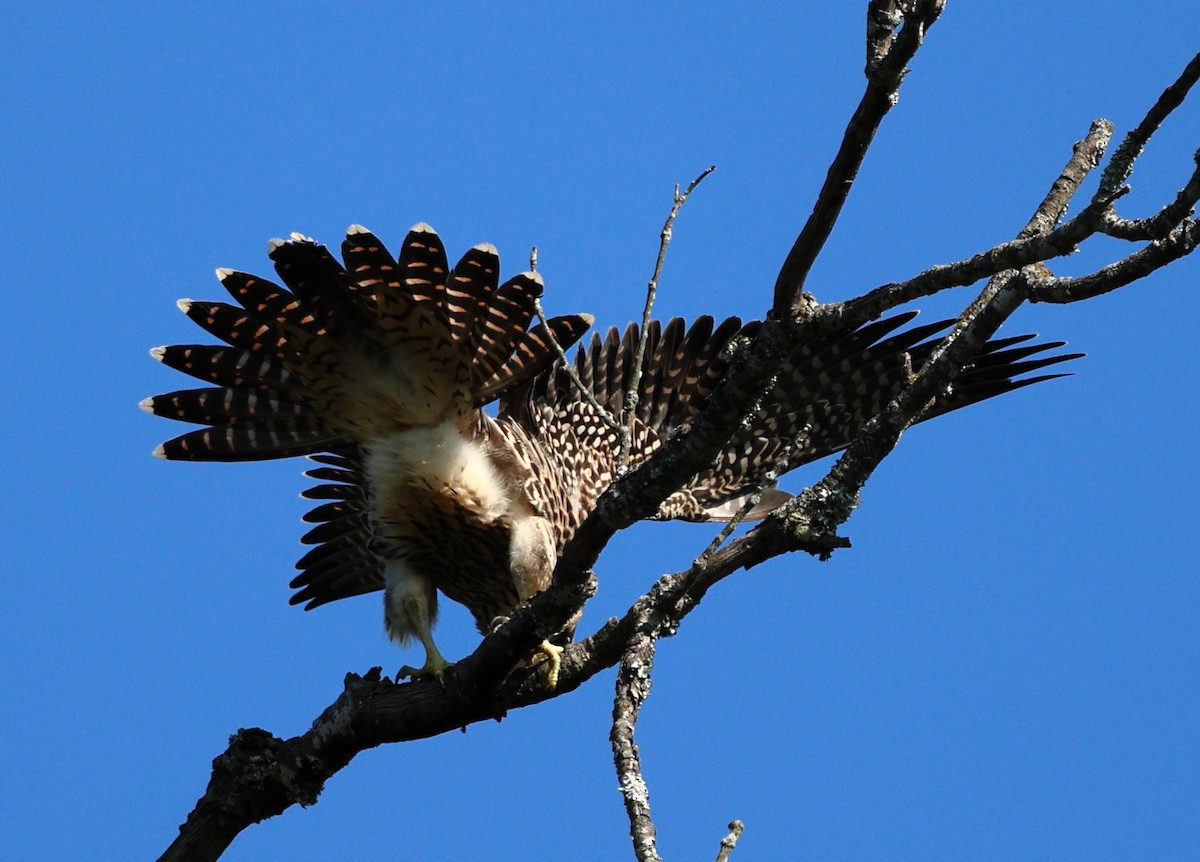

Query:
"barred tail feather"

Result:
[[176, 299, 286, 356], [150, 344, 298, 390], [376, 223, 450, 337], [154, 419, 334, 461], [271, 234, 371, 335], [445, 243, 501, 351], [469, 274, 539, 384], [478, 313, 593, 406], [145, 222, 593, 614], [140, 386, 308, 425], [215, 268, 324, 350]]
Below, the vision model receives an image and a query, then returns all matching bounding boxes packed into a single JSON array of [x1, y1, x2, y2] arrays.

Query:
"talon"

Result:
[[391, 588, 453, 682], [396, 656, 453, 682], [535, 640, 564, 689]]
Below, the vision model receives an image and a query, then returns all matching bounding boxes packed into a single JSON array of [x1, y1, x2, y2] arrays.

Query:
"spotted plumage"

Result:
[[143, 224, 1078, 678]]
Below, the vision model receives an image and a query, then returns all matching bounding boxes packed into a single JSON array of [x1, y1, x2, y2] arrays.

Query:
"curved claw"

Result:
[[396, 656, 453, 683], [536, 640, 564, 689]]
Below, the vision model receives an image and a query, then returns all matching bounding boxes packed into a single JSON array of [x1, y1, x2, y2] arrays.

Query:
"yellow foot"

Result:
[[396, 656, 453, 682], [535, 640, 564, 689]]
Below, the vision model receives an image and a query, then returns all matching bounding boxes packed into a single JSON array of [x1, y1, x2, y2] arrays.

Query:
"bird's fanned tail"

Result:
[[143, 224, 592, 461]]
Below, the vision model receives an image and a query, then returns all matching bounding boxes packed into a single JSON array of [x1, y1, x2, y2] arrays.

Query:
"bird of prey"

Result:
[[143, 224, 1076, 683]]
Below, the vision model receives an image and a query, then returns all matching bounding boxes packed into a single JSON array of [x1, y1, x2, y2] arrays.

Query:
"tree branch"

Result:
[[773, 0, 945, 314], [1099, 50, 1200, 198], [715, 820, 746, 862], [1029, 219, 1199, 303], [611, 634, 660, 862], [748, 115, 1117, 560]]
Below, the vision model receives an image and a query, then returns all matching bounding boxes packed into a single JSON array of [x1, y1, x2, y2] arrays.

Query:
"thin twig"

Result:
[[715, 820, 746, 862], [619, 165, 717, 470], [611, 634, 660, 862]]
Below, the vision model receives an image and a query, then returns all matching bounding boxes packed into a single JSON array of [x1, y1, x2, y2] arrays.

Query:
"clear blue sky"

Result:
[[3, 4, 1197, 860]]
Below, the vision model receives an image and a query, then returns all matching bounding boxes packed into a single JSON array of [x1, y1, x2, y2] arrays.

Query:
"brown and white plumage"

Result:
[[144, 224, 1078, 678]]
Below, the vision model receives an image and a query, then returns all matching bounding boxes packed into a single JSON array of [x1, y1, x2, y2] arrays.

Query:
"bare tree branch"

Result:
[[1104, 150, 1200, 241], [743, 116, 1117, 562], [1099, 50, 1200, 198], [1022, 119, 1116, 240], [817, 185, 1117, 331], [1029, 220, 1199, 303], [611, 634, 660, 862], [866, 1, 902, 70], [773, 0, 945, 313], [826, 52, 1200, 327], [714, 820, 746, 862]]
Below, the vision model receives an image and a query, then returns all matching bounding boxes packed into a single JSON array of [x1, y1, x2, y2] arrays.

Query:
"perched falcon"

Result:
[[143, 224, 1076, 682]]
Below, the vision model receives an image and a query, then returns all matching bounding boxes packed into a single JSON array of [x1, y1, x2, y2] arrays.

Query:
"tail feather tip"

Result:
[[175, 298, 193, 312]]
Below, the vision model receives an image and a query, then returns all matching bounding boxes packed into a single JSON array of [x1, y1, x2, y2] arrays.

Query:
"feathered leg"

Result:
[[384, 560, 450, 679]]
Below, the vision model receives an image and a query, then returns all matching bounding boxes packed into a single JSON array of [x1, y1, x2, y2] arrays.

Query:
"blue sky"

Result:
[[3, 3, 1198, 860]]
